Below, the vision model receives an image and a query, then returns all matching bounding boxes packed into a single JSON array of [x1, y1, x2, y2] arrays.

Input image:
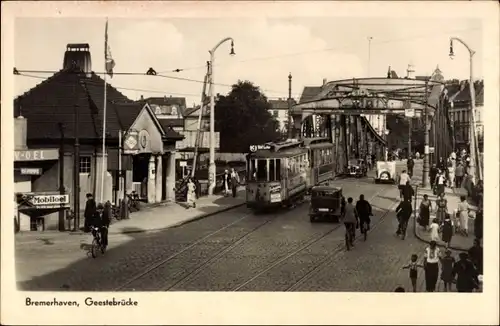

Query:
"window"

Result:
[[275, 159, 282, 181], [269, 159, 276, 181], [256, 159, 268, 181], [79, 156, 92, 174], [273, 110, 279, 118]]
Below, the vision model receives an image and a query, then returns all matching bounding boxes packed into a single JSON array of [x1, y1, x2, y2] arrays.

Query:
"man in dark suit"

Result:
[[84, 193, 96, 233]]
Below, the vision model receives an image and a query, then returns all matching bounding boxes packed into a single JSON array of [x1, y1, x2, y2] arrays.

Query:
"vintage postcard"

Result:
[[1, 1, 498, 325]]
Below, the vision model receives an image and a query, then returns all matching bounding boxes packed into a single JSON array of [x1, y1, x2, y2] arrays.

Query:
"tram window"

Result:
[[250, 159, 257, 181], [276, 159, 282, 180], [269, 159, 276, 181], [256, 159, 268, 181]]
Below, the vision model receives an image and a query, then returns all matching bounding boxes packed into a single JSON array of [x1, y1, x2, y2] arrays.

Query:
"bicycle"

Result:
[[89, 226, 106, 258], [398, 218, 409, 240], [344, 223, 355, 251]]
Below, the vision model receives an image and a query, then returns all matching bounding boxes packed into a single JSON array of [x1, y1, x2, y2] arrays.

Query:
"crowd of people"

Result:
[[394, 149, 484, 293], [399, 239, 483, 293]]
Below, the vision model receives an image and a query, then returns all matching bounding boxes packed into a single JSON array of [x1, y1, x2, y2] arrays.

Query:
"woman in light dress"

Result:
[[186, 178, 197, 209], [457, 195, 471, 236]]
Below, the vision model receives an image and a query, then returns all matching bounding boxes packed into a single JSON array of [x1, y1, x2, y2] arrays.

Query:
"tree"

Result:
[[215, 80, 279, 152]]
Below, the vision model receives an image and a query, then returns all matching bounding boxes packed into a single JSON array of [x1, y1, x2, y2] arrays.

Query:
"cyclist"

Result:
[[91, 203, 109, 249], [355, 194, 373, 232], [342, 197, 359, 247], [395, 199, 413, 237]]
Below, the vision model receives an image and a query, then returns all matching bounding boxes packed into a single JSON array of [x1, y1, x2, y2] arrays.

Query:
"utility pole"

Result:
[[422, 80, 430, 188], [287, 73, 293, 139], [73, 76, 81, 231], [408, 117, 412, 157], [208, 37, 235, 196]]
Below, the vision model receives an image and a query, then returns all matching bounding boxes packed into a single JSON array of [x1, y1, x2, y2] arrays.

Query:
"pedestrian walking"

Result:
[[84, 193, 97, 233], [447, 158, 455, 188], [430, 164, 438, 191], [441, 214, 453, 248], [424, 240, 441, 292], [468, 238, 483, 275], [438, 157, 446, 172], [186, 178, 197, 209], [457, 195, 470, 236], [429, 218, 440, 242], [440, 249, 456, 292], [435, 170, 446, 197], [474, 208, 483, 241], [452, 253, 479, 292], [223, 170, 231, 196], [397, 170, 411, 200], [455, 162, 465, 188], [435, 192, 448, 224], [407, 156, 415, 178], [402, 254, 424, 292], [230, 168, 240, 198], [418, 194, 432, 230], [415, 151, 420, 159]]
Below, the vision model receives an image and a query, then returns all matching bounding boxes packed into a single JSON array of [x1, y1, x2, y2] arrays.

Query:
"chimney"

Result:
[[15, 116, 27, 150], [63, 43, 92, 78], [387, 66, 392, 78], [140, 95, 144, 101], [164, 95, 167, 101], [322, 78, 327, 86]]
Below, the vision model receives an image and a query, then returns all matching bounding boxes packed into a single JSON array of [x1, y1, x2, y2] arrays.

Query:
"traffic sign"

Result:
[[405, 108, 415, 118]]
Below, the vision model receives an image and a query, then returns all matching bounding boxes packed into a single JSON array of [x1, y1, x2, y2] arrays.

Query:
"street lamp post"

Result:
[[449, 37, 482, 184], [208, 37, 235, 196], [422, 80, 430, 188]]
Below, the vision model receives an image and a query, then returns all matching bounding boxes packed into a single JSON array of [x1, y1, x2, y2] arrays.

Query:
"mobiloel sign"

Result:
[[32, 194, 70, 206]]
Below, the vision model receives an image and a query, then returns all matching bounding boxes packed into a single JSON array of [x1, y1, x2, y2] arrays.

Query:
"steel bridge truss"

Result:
[[291, 78, 453, 175]]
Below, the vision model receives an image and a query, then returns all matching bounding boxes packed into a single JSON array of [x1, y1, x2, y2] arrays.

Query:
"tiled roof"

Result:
[[14, 69, 131, 140], [446, 80, 484, 105], [269, 99, 297, 109], [14, 69, 183, 141], [298, 86, 323, 103]]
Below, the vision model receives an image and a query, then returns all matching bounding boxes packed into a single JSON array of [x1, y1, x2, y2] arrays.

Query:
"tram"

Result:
[[245, 138, 335, 211]]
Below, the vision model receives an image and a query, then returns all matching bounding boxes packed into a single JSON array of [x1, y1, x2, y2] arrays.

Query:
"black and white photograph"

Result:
[[2, 1, 498, 325]]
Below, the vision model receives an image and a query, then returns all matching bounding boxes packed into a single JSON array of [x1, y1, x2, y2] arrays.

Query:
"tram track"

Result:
[[161, 178, 371, 291], [229, 186, 393, 292], [115, 177, 381, 291], [113, 201, 310, 291], [285, 200, 400, 292]]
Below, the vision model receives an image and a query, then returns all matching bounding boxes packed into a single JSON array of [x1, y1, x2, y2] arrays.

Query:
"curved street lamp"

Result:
[[449, 37, 482, 183], [208, 37, 235, 195]]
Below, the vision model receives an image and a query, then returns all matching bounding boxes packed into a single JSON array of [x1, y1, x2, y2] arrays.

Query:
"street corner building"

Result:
[[13, 43, 184, 232]]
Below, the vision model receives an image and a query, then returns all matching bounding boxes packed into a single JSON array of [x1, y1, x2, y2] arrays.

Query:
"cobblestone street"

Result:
[[16, 162, 464, 293]]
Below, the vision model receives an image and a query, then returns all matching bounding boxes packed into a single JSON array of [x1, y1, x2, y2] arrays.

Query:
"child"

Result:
[[429, 218, 440, 242], [440, 250, 456, 292], [402, 254, 424, 292], [441, 214, 453, 248]]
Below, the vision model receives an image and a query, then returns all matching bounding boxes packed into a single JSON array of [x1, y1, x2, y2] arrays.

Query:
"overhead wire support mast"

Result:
[[191, 61, 211, 177]]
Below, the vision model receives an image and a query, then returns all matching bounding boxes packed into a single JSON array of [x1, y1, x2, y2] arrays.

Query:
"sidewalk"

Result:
[[16, 187, 246, 242], [413, 185, 476, 251]]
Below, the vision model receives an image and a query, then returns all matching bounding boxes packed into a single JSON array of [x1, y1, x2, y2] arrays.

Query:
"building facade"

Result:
[[269, 98, 297, 135], [14, 43, 183, 231], [446, 80, 484, 152]]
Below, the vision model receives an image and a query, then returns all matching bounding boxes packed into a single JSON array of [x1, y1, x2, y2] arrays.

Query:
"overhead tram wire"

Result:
[[152, 26, 481, 74], [14, 73, 302, 100]]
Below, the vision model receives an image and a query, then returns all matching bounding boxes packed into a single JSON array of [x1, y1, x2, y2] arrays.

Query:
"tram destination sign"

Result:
[[19, 168, 43, 175], [249, 144, 271, 152]]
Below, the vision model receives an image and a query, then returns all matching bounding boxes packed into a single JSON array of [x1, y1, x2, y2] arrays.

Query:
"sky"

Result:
[[14, 17, 483, 106]]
